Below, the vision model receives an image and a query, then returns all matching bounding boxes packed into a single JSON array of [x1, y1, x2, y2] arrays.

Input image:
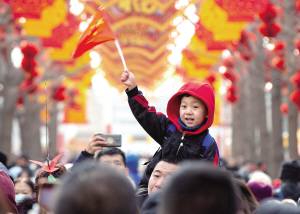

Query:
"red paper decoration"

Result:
[[215, 0, 268, 22]]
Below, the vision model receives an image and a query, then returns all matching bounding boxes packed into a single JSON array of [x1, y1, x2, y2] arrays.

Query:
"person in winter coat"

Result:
[[121, 69, 220, 204], [273, 160, 300, 202]]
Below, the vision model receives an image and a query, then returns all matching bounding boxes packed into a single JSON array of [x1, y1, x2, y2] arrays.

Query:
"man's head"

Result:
[[159, 161, 238, 214], [17, 154, 29, 168], [95, 148, 128, 176], [180, 94, 208, 127], [148, 157, 180, 195], [53, 164, 138, 214]]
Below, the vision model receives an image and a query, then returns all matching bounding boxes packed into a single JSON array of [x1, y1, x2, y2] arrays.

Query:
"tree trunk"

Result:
[[232, 79, 247, 158], [283, 0, 299, 159], [244, 78, 256, 162], [19, 95, 43, 161], [251, 32, 271, 172], [270, 68, 284, 179]]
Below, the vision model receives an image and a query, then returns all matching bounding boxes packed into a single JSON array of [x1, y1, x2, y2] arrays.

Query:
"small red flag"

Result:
[[72, 7, 116, 58]]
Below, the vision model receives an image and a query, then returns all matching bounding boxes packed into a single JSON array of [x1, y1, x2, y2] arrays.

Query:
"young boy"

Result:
[[121, 69, 219, 205]]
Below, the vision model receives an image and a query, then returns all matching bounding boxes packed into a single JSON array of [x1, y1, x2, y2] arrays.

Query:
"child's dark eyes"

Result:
[[181, 105, 186, 108], [193, 106, 198, 108]]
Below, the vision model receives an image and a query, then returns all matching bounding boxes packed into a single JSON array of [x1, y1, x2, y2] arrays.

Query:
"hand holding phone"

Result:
[[86, 133, 108, 155]]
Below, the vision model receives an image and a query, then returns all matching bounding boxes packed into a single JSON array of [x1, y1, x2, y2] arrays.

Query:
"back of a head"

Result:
[[256, 200, 300, 214], [159, 162, 237, 214], [53, 163, 137, 214], [34, 163, 68, 199], [0, 151, 7, 167]]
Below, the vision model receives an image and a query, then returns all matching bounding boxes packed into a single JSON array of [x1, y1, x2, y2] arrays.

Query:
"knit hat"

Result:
[[246, 181, 273, 202], [248, 170, 272, 185], [279, 160, 300, 182], [0, 170, 18, 213], [126, 154, 139, 171]]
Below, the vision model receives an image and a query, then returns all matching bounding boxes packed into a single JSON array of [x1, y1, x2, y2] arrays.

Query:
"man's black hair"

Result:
[[53, 164, 138, 214], [160, 161, 238, 214], [0, 151, 7, 167], [95, 148, 126, 166]]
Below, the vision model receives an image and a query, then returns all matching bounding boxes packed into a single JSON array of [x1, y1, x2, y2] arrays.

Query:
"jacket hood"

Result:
[[167, 82, 215, 136], [0, 170, 18, 213]]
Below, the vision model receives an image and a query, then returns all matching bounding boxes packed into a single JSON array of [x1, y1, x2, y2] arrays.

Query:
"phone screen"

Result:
[[39, 182, 58, 213]]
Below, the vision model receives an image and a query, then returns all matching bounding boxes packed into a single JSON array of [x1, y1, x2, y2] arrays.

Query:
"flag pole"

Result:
[[114, 40, 127, 70]]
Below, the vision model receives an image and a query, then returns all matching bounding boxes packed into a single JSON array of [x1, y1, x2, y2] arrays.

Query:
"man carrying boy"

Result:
[[121, 69, 219, 199]]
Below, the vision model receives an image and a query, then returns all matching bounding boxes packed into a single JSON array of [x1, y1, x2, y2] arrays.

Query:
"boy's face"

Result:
[[180, 96, 207, 127]]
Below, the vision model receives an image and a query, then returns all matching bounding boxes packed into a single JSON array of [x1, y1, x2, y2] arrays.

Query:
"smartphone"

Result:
[[39, 179, 59, 214], [96, 134, 122, 147]]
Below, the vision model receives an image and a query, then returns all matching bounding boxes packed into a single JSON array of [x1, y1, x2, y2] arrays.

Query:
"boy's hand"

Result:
[[121, 69, 136, 91], [85, 132, 108, 155]]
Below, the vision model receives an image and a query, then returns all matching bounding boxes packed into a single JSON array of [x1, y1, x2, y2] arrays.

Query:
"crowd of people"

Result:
[[1, 70, 300, 213], [1, 149, 300, 214]]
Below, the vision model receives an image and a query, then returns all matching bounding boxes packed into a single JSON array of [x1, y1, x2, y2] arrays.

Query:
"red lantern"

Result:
[[258, 3, 277, 22], [280, 103, 288, 115], [225, 85, 239, 103], [290, 71, 300, 89], [272, 41, 286, 52], [20, 80, 38, 94], [271, 56, 285, 71], [258, 21, 282, 38], [221, 57, 235, 69], [296, 0, 300, 11], [294, 39, 300, 52], [20, 42, 39, 58], [290, 90, 300, 109], [51, 86, 66, 101], [205, 74, 216, 86]]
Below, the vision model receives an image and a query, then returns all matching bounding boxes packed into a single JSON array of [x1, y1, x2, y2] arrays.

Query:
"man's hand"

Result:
[[85, 133, 108, 155], [121, 69, 136, 91]]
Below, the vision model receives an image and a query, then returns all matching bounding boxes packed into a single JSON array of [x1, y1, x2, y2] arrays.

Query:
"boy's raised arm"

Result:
[[121, 69, 137, 91]]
